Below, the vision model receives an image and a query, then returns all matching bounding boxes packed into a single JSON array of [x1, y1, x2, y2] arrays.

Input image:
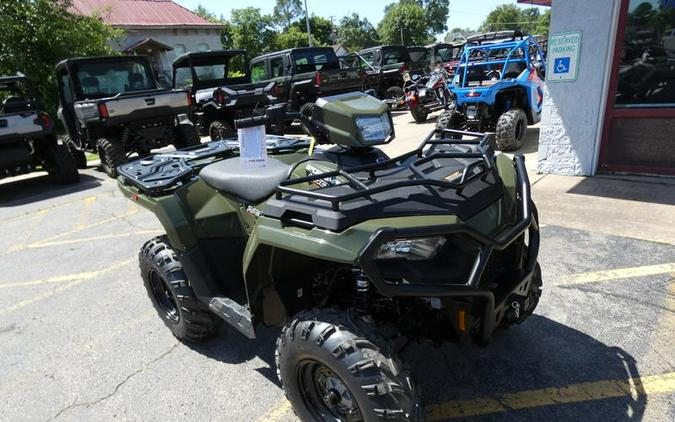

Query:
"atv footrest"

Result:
[[209, 297, 255, 339]]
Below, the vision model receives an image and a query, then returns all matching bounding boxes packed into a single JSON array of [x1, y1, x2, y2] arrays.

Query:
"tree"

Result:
[[0, 0, 121, 118], [273, 0, 303, 30], [193, 4, 232, 48], [229, 7, 278, 58], [378, 1, 432, 46], [479, 4, 549, 35], [291, 15, 334, 46], [337, 13, 379, 51], [419, 0, 450, 34], [194, 4, 220, 23]]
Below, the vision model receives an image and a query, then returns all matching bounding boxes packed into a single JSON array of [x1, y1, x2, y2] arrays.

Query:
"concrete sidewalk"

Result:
[[382, 110, 675, 245]]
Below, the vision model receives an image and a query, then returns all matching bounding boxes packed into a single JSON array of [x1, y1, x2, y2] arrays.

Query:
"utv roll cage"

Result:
[[455, 35, 544, 87], [0, 73, 42, 113]]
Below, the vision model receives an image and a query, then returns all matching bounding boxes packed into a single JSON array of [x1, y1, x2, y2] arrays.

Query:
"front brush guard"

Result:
[[358, 155, 539, 344]]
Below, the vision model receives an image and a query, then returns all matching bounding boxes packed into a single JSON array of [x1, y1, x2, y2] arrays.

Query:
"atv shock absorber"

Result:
[[352, 268, 370, 315]]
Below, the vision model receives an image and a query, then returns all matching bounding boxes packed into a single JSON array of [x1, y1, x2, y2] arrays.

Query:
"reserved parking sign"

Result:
[[547, 31, 582, 82]]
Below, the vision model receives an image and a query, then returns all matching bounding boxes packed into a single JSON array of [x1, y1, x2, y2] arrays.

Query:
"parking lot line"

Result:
[[0, 259, 134, 316], [255, 398, 291, 422], [73, 195, 97, 230], [3, 192, 113, 223], [425, 371, 675, 420], [556, 263, 675, 285], [27, 230, 161, 249]]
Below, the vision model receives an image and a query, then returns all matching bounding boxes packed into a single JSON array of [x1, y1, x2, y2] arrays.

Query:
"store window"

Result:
[[197, 43, 210, 52], [173, 44, 186, 58], [613, 0, 675, 107]]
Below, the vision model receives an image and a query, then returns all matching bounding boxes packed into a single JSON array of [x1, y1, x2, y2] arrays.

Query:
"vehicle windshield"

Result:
[[72, 59, 157, 99], [407, 49, 428, 64], [292, 49, 340, 73], [0, 78, 37, 113], [174, 53, 248, 89], [436, 46, 461, 62], [382, 47, 410, 65]]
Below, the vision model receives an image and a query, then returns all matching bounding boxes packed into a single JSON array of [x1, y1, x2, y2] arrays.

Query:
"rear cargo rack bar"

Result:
[[275, 128, 497, 211]]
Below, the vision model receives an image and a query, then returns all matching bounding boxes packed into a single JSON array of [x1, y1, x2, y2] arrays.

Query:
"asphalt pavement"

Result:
[[0, 113, 673, 421]]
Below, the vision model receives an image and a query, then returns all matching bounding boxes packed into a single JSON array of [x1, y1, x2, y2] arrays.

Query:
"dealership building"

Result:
[[520, 0, 674, 176]]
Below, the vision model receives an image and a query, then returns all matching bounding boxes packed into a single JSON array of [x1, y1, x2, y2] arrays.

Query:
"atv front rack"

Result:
[[357, 154, 539, 344], [274, 128, 497, 213]]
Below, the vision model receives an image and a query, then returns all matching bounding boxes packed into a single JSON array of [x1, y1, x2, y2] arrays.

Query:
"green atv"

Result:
[[117, 92, 541, 421]]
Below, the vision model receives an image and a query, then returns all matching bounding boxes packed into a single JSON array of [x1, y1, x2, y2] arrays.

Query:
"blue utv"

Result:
[[437, 31, 546, 151]]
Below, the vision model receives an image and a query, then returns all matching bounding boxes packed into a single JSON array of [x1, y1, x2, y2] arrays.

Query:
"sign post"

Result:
[[546, 31, 582, 82]]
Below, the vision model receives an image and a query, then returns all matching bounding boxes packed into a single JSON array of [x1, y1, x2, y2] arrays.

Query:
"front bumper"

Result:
[[358, 155, 539, 343]]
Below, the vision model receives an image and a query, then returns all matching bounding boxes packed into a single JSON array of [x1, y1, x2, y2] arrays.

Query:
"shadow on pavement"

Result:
[[408, 315, 644, 421], [0, 172, 103, 207], [567, 175, 675, 206], [519, 126, 540, 155], [186, 315, 644, 421]]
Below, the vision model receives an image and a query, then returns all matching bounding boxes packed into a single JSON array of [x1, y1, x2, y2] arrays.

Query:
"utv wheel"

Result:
[[96, 137, 125, 178], [46, 143, 79, 184], [409, 105, 428, 123], [174, 123, 201, 148], [139, 236, 222, 342], [385, 86, 405, 109], [209, 120, 234, 141], [495, 108, 527, 151], [435, 109, 465, 139], [276, 309, 420, 422], [299, 102, 315, 135], [63, 136, 87, 169]]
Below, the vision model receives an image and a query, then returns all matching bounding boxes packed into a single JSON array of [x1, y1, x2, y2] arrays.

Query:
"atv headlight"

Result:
[[375, 237, 446, 261], [355, 114, 392, 144]]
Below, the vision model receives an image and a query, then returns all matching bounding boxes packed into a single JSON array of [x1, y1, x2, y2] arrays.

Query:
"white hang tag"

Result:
[[238, 124, 267, 168]]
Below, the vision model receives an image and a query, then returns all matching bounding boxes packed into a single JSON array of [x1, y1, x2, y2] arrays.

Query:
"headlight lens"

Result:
[[355, 114, 392, 143], [375, 236, 446, 261]]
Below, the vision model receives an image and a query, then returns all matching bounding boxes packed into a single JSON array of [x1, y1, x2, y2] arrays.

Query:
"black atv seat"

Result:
[[200, 157, 291, 203]]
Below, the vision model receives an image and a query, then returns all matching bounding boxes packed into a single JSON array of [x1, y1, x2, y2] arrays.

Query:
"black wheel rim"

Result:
[[148, 269, 179, 323], [297, 360, 362, 422]]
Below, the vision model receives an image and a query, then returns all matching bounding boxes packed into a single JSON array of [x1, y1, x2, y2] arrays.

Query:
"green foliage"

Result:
[[229, 7, 278, 59], [291, 15, 334, 46], [0, 0, 121, 119], [378, 2, 433, 46], [337, 13, 379, 51], [480, 4, 549, 36], [193, 4, 220, 23], [418, 0, 450, 34], [277, 26, 311, 49], [274, 0, 303, 30]]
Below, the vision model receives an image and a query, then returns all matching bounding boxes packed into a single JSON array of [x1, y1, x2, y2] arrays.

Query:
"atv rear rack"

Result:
[[274, 128, 497, 212]]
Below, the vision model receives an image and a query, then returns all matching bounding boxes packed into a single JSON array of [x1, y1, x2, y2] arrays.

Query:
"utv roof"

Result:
[[173, 49, 247, 68], [358, 45, 407, 53], [0, 72, 29, 83], [252, 46, 336, 61], [466, 30, 524, 45], [55, 55, 151, 71]]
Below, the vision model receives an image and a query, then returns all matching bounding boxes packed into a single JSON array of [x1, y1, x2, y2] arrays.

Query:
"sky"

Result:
[[173, 0, 549, 36]]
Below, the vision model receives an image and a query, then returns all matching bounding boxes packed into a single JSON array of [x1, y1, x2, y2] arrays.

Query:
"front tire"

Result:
[[385, 86, 405, 109], [435, 108, 465, 139], [276, 309, 420, 421], [495, 108, 527, 151], [139, 236, 222, 342], [96, 137, 125, 178], [63, 135, 87, 169]]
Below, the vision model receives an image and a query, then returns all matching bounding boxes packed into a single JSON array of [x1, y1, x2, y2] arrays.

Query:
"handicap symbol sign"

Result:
[[554, 57, 571, 74]]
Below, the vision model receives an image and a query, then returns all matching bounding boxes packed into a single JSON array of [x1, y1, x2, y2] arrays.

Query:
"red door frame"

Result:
[[598, 0, 675, 175]]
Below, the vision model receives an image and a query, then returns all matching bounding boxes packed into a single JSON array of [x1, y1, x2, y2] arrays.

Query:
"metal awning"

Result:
[[124, 38, 173, 54]]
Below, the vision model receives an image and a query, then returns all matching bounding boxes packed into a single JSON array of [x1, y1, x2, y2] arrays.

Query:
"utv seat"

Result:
[[200, 157, 291, 203]]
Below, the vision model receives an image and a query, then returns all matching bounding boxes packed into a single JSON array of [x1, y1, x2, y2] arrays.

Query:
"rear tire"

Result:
[[63, 136, 88, 169], [209, 120, 234, 141], [139, 236, 222, 342], [276, 309, 420, 421], [435, 108, 465, 138], [46, 143, 79, 184], [495, 108, 527, 151], [386, 86, 405, 109], [409, 105, 428, 123], [96, 137, 124, 178], [300, 102, 315, 136]]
